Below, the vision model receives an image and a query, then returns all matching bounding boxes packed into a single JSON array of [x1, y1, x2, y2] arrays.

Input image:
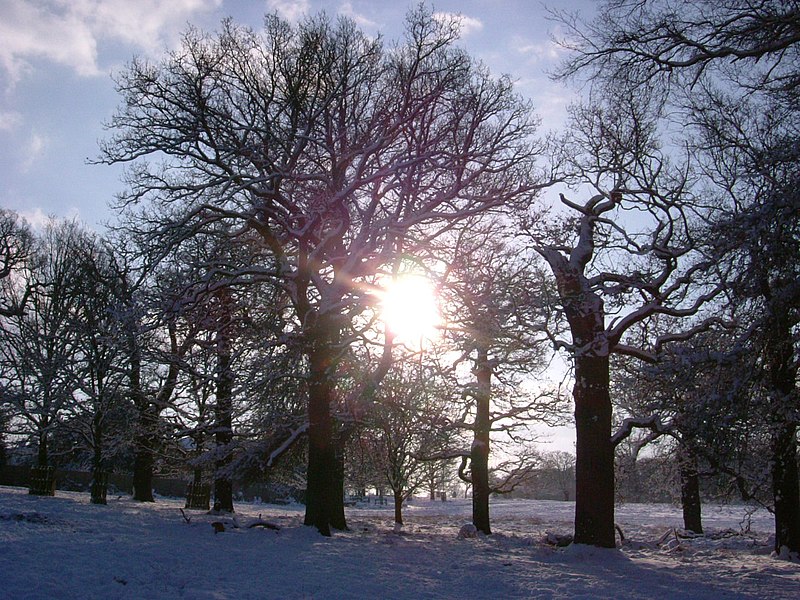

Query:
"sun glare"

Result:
[[380, 275, 440, 346]]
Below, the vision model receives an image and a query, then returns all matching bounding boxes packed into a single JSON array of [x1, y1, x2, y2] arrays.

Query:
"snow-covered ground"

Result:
[[1, 485, 797, 599]]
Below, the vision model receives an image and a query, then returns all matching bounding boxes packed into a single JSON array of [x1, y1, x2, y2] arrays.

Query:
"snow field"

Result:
[[0, 486, 797, 599]]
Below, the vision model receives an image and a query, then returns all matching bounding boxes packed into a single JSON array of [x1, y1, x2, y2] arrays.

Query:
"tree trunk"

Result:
[[214, 340, 234, 513], [92, 414, 103, 474], [330, 446, 347, 530], [127, 334, 156, 502], [573, 352, 615, 547], [303, 344, 342, 536], [132, 405, 158, 502], [37, 429, 48, 468], [765, 308, 800, 554], [553, 267, 616, 549], [771, 422, 800, 554], [91, 420, 107, 505], [393, 489, 404, 525], [679, 443, 703, 534], [471, 347, 492, 535]]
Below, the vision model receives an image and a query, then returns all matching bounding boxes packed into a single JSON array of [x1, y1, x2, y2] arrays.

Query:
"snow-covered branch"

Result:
[[611, 415, 671, 448]]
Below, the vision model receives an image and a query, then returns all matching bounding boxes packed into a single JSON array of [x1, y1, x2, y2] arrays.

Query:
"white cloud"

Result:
[[337, 2, 378, 29], [0, 111, 23, 130], [20, 132, 49, 173], [17, 207, 50, 229], [513, 35, 562, 63], [0, 0, 100, 82], [87, 0, 222, 55], [267, 0, 310, 22], [0, 0, 221, 82], [433, 12, 484, 38]]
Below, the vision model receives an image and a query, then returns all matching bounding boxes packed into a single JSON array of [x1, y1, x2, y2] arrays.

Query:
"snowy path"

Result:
[[1, 486, 797, 599]]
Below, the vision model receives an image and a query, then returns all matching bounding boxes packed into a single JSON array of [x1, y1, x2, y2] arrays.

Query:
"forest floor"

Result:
[[1, 485, 798, 599]]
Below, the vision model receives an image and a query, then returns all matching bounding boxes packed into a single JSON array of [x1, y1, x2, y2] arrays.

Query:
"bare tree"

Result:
[[0, 210, 34, 318], [551, 0, 800, 100], [0, 219, 91, 467], [64, 236, 132, 501], [540, 451, 576, 502], [692, 95, 800, 553], [439, 220, 560, 534], [549, 0, 800, 555], [520, 89, 722, 547], [101, 8, 541, 535], [358, 360, 457, 528]]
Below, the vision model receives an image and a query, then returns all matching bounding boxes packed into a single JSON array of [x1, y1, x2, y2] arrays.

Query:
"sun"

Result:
[[380, 274, 440, 346]]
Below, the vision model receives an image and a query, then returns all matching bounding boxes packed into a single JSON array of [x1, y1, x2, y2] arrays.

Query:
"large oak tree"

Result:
[[102, 8, 541, 535]]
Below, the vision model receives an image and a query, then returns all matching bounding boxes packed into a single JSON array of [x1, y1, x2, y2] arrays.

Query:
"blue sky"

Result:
[[0, 0, 595, 231]]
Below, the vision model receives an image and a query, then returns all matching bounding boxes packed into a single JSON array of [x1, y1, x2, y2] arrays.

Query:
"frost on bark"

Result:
[[559, 263, 615, 547]]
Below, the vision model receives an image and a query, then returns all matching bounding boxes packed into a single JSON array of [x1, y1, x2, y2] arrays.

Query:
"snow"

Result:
[[1, 486, 798, 599]]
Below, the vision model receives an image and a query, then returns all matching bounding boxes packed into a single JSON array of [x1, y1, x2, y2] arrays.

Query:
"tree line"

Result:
[[0, 2, 797, 555]]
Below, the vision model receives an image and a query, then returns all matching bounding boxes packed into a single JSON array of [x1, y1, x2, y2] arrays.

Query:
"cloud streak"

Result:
[[433, 12, 484, 38], [267, 0, 310, 23], [0, 0, 221, 83], [20, 132, 49, 173]]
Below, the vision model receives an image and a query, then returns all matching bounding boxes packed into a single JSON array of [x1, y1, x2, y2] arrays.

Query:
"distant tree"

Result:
[[540, 451, 576, 502], [102, 8, 541, 534], [0, 209, 34, 318], [359, 361, 455, 528], [0, 219, 91, 467], [441, 220, 559, 534]]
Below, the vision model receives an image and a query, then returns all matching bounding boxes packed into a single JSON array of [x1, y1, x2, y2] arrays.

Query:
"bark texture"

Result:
[[471, 347, 492, 535], [679, 444, 703, 534]]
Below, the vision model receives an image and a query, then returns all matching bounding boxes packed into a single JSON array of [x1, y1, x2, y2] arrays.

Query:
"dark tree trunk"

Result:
[[90, 420, 108, 505], [471, 347, 492, 535], [771, 422, 800, 554], [303, 345, 342, 536], [393, 489, 404, 525], [573, 352, 615, 547], [558, 275, 616, 549], [330, 447, 347, 531], [214, 340, 234, 513], [544, 248, 616, 548], [37, 429, 48, 468], [92, 414, 103, 474], [128, 333, 155, 502], [679, 443, 703, 534], [191, 429, 204, 486], [132, 405, 158, 502], [765, 310, 800, 554]]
